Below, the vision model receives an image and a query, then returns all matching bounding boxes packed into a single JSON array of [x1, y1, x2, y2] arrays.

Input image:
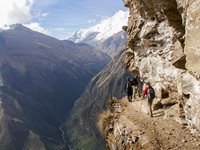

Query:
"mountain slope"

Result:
[[69, 11, 128, 57], [69, 10, 128, 43], [66, 48, 133, 150], [95, 31, 127, 57], [0, 24, 110, 150]]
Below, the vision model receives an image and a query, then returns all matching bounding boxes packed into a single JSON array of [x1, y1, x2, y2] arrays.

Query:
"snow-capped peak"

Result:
[[0, 24, 26, 32], [69, 10, 129, 43], [1, 25, 11, 30]]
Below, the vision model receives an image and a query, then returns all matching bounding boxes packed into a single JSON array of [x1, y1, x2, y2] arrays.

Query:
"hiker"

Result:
[[142, 82, 155, 117], [136, 76, 143, 97], [124, 78, 133, 102], [132, 76, 138, 99]]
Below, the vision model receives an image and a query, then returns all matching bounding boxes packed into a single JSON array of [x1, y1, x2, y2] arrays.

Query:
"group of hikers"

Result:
[[124, 76, 155, 117]]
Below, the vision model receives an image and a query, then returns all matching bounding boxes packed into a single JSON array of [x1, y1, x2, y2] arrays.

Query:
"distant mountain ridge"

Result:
[[69, 10, 128, 43], [69, 11, 128, 57], [95, 31, 127, 57], [0, 24, 110, 150]]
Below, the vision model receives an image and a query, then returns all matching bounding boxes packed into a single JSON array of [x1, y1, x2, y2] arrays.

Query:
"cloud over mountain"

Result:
[[69, 10, 128, 43], [0, 0, 33, 26], [0, 0, 48, 34]]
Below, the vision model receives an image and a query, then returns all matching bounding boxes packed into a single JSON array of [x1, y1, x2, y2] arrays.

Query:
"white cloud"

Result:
[[0, 0, 34, 27], [88, 19, 96, 24], [24, 22, 49, 34], [41, 12, 48, 17], [0, 0, 49, 35], [32, 12, 49, 19]]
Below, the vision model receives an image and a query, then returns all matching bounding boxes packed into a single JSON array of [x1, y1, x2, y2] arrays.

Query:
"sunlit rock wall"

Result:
[[123, 0, 200, 131]]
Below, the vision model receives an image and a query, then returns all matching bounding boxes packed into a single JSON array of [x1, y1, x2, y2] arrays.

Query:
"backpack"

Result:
[[148, 87, 155, 100], [132, 78, 138, 86]]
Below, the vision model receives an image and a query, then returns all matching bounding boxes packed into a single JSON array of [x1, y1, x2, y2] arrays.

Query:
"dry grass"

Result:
[[98, 97, 124, 137], [120, 98, 128, 109], [97, 111, 113, 137], [106, 97, 120, 113]]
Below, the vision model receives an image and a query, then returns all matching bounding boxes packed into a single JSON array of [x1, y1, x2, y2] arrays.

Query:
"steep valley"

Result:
[[0, 24, 110, 150], [2, 0, 200, 149], [66, 48, 133, 150], [67, 0, 200, 149]]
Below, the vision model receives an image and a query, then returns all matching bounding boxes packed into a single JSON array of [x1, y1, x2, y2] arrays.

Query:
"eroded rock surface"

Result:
[[99, 98, 200, 150], [123, 0, 200, 132]]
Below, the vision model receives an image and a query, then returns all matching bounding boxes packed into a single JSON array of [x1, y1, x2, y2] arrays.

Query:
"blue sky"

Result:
[[31, 0, 127, 39]]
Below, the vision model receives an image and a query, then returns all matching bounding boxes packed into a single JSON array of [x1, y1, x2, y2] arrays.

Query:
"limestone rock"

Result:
[[123, 0, 131, 7], [161, 97, 178, 107], [124, 0, 200, 131], [153, 98, 163, 110], [184, 0, 200, 78], [171, 40, 186, 70]]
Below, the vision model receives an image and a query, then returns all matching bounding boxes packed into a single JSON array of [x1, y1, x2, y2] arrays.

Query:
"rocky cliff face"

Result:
[[123, 0, 200, 132]]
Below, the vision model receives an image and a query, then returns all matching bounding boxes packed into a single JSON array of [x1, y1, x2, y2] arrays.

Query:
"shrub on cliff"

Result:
[[97, 111, 113, 137]]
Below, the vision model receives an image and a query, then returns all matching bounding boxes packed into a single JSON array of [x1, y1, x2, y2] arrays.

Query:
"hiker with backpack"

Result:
[[124, 78, 134, 102], [142, 82, 155, 117], [132, 76, 138, 99]]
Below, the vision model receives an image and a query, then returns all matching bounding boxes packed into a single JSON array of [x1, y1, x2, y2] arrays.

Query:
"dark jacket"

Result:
[[125, 81, 133, 96]]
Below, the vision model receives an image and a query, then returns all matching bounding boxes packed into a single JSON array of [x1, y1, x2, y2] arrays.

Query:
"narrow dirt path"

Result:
[[117, 98, 200, 150]]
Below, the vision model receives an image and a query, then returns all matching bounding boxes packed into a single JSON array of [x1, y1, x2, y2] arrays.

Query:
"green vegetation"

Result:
[[66, 121, 106, 150]]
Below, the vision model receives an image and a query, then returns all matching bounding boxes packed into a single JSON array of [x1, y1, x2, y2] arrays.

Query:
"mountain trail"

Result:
[[113, 97, 200, 150]]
